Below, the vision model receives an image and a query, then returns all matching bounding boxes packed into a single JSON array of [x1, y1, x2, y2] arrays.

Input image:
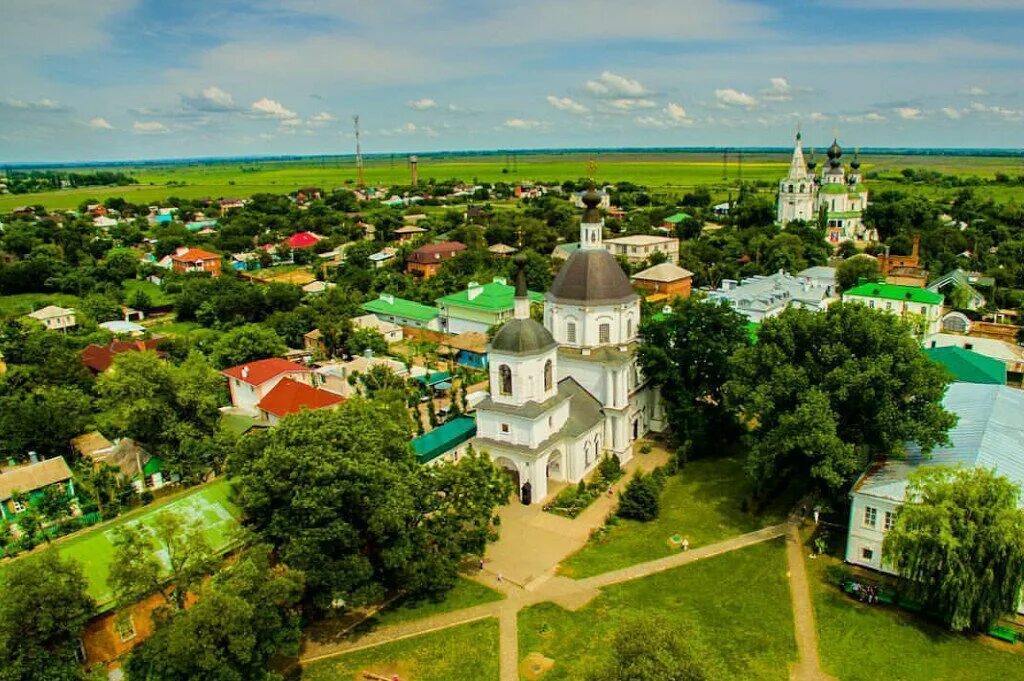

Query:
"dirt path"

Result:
[[786, 521, 838, 681]]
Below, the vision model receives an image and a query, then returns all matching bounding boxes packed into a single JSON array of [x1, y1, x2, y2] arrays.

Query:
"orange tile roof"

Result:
[[171, 248, 221, 262], [257, 378, 344, 418], [222, 357, 310, 386]]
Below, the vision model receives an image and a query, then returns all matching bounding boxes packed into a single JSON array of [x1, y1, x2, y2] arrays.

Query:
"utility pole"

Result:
[[353, 115, 365, 188]]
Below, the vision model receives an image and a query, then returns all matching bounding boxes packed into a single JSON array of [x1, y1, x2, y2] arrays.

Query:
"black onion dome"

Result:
[[490, 318, 557, 356], [548, 249, 637, 306], [581, 187, 602, 223], [827, 139, 842, 159]]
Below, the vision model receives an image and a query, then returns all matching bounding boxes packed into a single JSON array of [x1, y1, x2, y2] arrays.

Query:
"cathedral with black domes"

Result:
[[471, 189, 664, 504]]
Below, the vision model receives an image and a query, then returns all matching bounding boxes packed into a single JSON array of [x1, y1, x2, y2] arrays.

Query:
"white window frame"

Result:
[[863, 506, 878, 529], [861, 547, 874, 561], [598, 323, 611, 344], [884, 510, 895, 531], [566, 321, 576, 344]]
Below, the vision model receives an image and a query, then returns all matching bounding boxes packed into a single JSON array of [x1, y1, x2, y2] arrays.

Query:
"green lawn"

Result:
[[302, 618, 499, 681], [51, 479, 240, 606], [145, 320, 202, 336], [0, 292, 83, 318], [122, 278, 175, 307], [559, 456, 790, 578], [809, 548, 1023, 681], [521, 539, 796, 680], [370, 577, 503, 629]]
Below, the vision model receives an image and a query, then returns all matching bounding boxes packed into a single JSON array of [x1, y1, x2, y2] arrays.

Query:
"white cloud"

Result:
[[809, 112, 830, 122], [3, 98, 68, 112], [505, 118, 544, 130], [202, 86, 233, 108], [967, 102, 1023, 121], [250, 97, 297, 119], [584, 71, 648, 97], [960, 86, 990, 96], [941, 107, 962, 120], [896, 106, 923, 120], [634, 115, 668, 129], [840, 112, 886, 123], [87, 117, 113, 129], [309, 111, 335, 123], [665, 102, 690, 123], [407, 98, 437, 110], [546, 95, 589, 114], [714, 88, 758, 108], [133, 121, 169, 134], [382, 122, 438, 136], [634, 102, 693, 128], [762, 77, 792, 102], [607, 98, 657, 110], [280, 118, 303, 127]]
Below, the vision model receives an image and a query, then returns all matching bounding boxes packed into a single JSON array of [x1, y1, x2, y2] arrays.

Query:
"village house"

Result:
[[604, 234, 680, 265], [842, 282, 944, 337], [926, 333, 1024, 384], [285, 231, 322, 249], [708, 270, 836, 323], [924, 346, 1006, 385], [222, 357, 313, 414], [436, 277, 544, 335], [876, 236, 928, 287], [26, 304, 77, 332], [394, 225, 428, 242], [256, 377, 345, 426], [170, 246, 222, 277], [313, 355, 409, 398], [630, 262, 693, 302], [0, 455, 75, 523], [412, 416, 478, 465], [488, 243, 518, 257], [660, 212, 692, 232], [301, 280, 336, 295], [361, 292, 440, 330], [81, 338, 164, 373], [351, 313, 403, 343], [406, 241, 466, 278], [71, 434, 166, 492]]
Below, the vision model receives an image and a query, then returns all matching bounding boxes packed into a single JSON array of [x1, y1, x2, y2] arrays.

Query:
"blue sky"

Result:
[[1, 0, 1023, 162]]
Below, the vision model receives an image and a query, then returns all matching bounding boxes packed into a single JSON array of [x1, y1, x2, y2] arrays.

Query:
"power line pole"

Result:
[[353, 115, 365, 188]]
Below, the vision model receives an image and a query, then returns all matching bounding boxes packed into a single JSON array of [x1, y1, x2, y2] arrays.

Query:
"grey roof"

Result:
[[797, 266, 837, 282], [708, 270, 834, 319], [548, 249, 638, 306], [474, 377, 603, 455], [853, 383, 1024, 505], [490, 319, 558, 356]]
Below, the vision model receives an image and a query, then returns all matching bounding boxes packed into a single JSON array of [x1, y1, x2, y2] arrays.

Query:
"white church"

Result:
[[472, 189, 664, 504], [776, 132, 875, 244]]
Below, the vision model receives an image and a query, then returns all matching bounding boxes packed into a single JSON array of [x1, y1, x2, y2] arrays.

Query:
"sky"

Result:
[[1, 0, 1023, 162]]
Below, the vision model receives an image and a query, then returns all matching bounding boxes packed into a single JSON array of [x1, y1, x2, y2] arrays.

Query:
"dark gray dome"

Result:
[[548, 249, 637, 306], [490, 318, 557, 356]]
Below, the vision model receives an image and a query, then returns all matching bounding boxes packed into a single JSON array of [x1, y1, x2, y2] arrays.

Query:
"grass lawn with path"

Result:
[[521, 539, 796, 680], [808, 546, 1023, 681], [122, 278, 175, 307], [370, 577, 504, 629], [559, 456, 792, 578], [302, 618, 499, 681]]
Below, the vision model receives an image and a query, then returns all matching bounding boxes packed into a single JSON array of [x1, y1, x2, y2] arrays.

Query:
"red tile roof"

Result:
[[171, 248, 221, 263], [286, 231, 322, 249], [257, 378, 344, 418], [407, 241, 466, 264], [82, 339, 164, 373], [222, 357, 310, 386]]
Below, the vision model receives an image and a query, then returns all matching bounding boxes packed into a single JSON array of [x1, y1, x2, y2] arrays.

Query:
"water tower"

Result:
[[409, 155, 419, 186]]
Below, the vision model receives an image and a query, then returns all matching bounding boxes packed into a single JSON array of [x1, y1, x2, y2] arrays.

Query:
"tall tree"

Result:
[[835, 255, 883, 291], [123, 546, 304, 681], [228, 398, 509, 611], [586, 619, 708, 681], [0, 551, 95, 681], [638, 296, 749, 455], [727, 303, 956, 495], [210, 324, 287, 369], [884, 466, 1024, 632]]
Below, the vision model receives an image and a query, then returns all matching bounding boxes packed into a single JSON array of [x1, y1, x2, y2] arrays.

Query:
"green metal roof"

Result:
[[844, 282, 944, 305], [362, 295, 439, 322], [663, 212, 692, 224], [142, 457, 163, 477], [412, 416, 477, 464], [413, 371, 452, 386], [436, 280, 543, 312], [925, 346, 1006, 385]]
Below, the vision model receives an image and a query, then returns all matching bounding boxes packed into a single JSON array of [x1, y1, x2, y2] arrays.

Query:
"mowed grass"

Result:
[[122, 278, 175, 306], [52, 479, 240, 606], [301, 618, 499, 681], [5, 151, 1018, 212], [808, 546, 1024, 681], [370, 577, 503, 629], [520, 539, 796, 680], [559, 456, 790, 579], [0, 292, 83, 318]]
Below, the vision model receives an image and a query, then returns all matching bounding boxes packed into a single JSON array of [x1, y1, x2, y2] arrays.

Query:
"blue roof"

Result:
[[854, 383, 1024, 504], [411, 416, 476, 464]]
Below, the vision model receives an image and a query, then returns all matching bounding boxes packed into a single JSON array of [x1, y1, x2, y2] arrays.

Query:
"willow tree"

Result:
[[884, 466, 1024, 631]]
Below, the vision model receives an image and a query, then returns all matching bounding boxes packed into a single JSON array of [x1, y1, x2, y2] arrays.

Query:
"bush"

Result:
[[824, 564, 854, 589], [617, 472, 661, 522], [597, 454, 623, 483]]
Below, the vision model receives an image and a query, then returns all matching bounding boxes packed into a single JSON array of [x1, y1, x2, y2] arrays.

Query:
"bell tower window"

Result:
[[566, 321, 576, 343], [544, 359, 553, 391], [599, 323, 610, 344], [499, 365, 513, 396]]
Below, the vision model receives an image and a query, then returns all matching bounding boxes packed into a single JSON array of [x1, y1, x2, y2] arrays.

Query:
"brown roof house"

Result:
[[406, 241, 466, 279], [73, 434, 167, 493], [631, 262, 693, 302], [0, 456, 75, 524]]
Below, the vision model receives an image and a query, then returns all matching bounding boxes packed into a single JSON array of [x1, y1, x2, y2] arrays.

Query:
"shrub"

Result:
[[824, 564, 853, 588], [617, 472, 661, 522], [639, 443, 652, 455], [597, 454, 623, 483]]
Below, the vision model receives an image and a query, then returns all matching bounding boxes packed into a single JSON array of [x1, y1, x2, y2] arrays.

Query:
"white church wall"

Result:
[[487, 348, 559, 406]]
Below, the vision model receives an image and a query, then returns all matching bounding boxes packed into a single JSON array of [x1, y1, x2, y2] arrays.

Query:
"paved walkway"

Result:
[[785, 521, 837, 681]]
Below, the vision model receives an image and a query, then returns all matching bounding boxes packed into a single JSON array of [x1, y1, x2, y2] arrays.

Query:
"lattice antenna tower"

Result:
[[353, 115, 365, 188]]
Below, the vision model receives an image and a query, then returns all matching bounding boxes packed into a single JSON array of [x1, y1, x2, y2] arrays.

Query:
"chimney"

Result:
[[492, 276, 507, 286], [28, 451, 39, 464], [241, 366, 250, 380], [381, 293, 395, 305], [468, 282, 483, 300]]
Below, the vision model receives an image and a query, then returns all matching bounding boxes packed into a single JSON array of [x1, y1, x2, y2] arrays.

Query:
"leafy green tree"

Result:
[[727, 304, 956, 495], [228, 399, 510, 611], [347, 327, 388, 357], [0, 386, 92, 461], [586, 619, 708, 681], [108, 511, 216, 611], [617, 472, 661, 522], [638, 296, 748, 455], [123, 545, 304, 681], [210, 324, 287, 369], [836, 255, 883, 291], [884, 466, 1024, 632], [0, 550, 95, 681]]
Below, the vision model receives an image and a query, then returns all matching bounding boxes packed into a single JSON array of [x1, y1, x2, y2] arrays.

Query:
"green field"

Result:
[[809, 546, 1023, 680], [0, 292, 84, 318], [302, 618, 499, 681], [522, 539, 796, 680], [122, 279, 175, 307], [559, 456, 791, 579], [3, 151, 1021, 212], [370, 577, 503, 629], [51, 479, 240, 606]]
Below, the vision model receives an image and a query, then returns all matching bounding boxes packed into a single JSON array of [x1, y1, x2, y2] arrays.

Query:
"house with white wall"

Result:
[[26, 305, 76, 332], [221, 357, 313, 415], [842, 282, 944, 337]]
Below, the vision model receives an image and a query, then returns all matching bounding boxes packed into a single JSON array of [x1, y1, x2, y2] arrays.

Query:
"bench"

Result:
[[987, 626, 1019, 644]]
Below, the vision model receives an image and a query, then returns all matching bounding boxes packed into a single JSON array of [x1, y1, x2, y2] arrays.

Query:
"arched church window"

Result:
[[544, 360, 553, 391], [566, 321, 577, 343], [626, 318, 633, 338], [598, 323, 610, 344], [788, 184, 794, 193], [499, 365, 512, 396]]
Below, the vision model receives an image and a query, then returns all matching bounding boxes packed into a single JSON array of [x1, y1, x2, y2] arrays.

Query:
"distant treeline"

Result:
[[3, 169, 138, 194], [866, 167, 1024, 187]]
